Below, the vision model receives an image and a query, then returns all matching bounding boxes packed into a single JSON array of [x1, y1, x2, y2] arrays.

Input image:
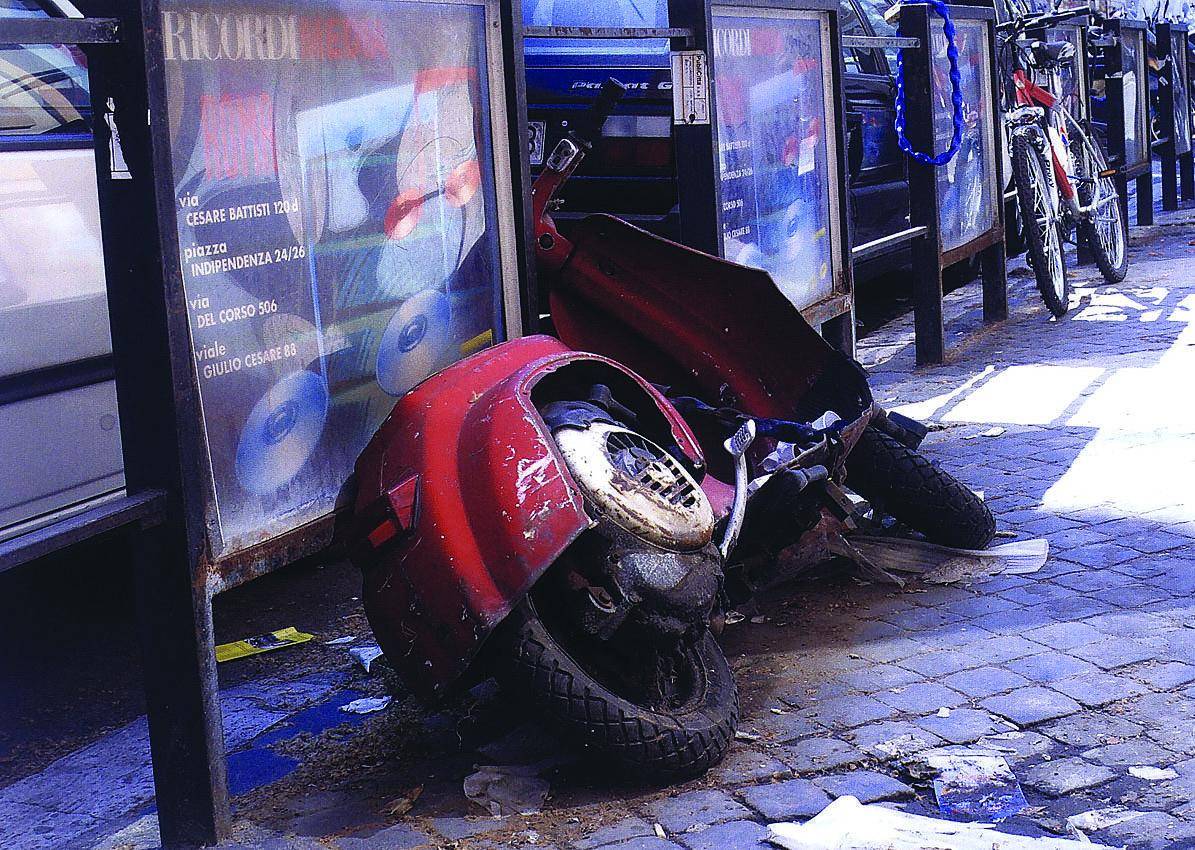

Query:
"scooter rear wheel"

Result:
[[497, 598, 737, 782], [846, 426, 995, 550]]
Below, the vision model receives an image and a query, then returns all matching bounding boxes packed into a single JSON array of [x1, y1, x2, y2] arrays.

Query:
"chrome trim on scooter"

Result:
[[719, 420, 756, 560]]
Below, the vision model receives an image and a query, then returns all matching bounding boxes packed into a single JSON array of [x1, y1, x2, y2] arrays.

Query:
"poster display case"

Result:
[[709, 2, 845, 317], [155, 0, 525, 558], [1047, 21, 1090, 127], [1159, 21, 1192, 210], [928, 14, 1000, 253], [1113, 19, 1151, 172]]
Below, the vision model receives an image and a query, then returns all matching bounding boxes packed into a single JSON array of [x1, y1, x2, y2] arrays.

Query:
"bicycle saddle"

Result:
[[1029, 39, 1077, 66]]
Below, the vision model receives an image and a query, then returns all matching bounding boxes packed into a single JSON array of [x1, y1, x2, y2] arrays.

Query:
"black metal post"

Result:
[[1160, 24, 1179, 212], [901, 4, 945, 365], [83, 0, 229, 844], [668, 0, 720, 255], [1183, 151, 1195, 200]]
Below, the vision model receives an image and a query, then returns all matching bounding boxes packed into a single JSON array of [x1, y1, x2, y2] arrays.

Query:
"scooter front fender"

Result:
[[353, 335, 704, 698]]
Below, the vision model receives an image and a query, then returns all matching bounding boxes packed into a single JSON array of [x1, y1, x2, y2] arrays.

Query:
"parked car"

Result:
[[0, 0, 124, 548]]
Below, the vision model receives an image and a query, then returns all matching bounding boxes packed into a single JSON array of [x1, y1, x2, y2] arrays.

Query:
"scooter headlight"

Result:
[[553, 422, 715, 552]]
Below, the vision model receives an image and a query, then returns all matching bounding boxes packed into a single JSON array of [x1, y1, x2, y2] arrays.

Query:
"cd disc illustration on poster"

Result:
[[712, 10, 838, 313], [161, 0, 508, 555]]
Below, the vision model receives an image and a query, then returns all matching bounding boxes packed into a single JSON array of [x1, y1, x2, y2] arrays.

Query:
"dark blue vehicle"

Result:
[[522, 0, 915, 283]]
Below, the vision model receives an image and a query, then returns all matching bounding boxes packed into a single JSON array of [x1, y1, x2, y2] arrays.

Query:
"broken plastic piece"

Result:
[[214, 626, 312, 663], [340, 696, 392, 714], [1128, 765, 1178, 781], [463, 764, 550, 816], [350, 643, 384, 673], [766, 796, 1119, 849]]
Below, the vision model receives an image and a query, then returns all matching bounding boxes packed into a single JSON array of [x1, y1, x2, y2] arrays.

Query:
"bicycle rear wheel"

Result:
[[1072, 128, 1128, 283], [1011, 127, 1069, 317]]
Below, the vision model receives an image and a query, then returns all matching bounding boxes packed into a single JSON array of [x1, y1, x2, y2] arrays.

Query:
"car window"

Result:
[[523, 0, 669, 60], [839, 0, 885, 75], [0, 0, 92, 138], [856, 0, 900, 69]]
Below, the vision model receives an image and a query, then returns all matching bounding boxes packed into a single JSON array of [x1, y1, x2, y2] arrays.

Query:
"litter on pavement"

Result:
[[349, 643, 384, 673], [339, 696, 392, 714], [1128, 765, 1178, 781], [766, 796, 1119, 850], [214, 626, 313, 662], [847, 536, 1049, 584], [1065, 806, 1147, 840], [909, 751, 1027, 822], [463, 764, 550, 816]]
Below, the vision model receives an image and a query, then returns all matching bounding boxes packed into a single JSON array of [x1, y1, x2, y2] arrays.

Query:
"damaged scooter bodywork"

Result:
[[352, 335, 711, 697]]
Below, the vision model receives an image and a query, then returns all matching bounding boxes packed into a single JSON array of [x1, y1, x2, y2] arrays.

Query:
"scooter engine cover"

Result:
[[553, 421, 714, 551]]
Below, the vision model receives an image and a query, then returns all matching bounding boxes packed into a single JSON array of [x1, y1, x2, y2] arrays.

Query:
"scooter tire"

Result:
[[846, 426, 995, 550], [497, 601, 738, 782]]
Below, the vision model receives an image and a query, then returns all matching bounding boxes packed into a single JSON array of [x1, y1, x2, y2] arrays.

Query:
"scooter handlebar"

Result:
[[573, 78, 628, 147]]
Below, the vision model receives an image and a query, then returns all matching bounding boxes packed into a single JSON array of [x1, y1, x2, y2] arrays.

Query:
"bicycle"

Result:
[[997, 2, 1129, 317]]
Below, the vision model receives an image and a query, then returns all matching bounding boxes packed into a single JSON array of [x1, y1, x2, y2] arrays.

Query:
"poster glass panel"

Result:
[[1174, 30, 1192, 155], [158, 0, 512, 556], [711, 6, 841, 312], [1121, 27, 1149, 167], [931, 17, 998, 252]]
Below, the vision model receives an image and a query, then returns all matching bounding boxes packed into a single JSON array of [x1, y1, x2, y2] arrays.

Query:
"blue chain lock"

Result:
[[893, 0, 966, 166]]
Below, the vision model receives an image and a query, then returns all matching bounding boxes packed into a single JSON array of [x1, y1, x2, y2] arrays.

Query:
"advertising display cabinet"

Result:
[[1103, 18, 1153, 224], [1159, 22, 1193, 210], [0, 0, 532, 845], [670, 0, 856, 353], [896, 2, 1008, 365]]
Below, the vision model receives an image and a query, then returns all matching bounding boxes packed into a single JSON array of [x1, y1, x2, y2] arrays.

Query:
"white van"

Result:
[[0, 0, 124, 546]]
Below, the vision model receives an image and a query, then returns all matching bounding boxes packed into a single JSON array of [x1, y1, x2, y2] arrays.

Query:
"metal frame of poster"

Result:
[[1159, 22, 1193, 211], [896, 2, 1008, 365], [1103, 18, 1154, 225], [0, 0, 533, 845], [669, 0, 856, 354]]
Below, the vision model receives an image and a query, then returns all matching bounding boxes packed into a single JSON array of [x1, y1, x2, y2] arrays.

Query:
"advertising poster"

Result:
[[931, 18, 997, 252], [711, 9, 838, 312], [161, 0, 509, 555], [1174, 30, 1192, 155]]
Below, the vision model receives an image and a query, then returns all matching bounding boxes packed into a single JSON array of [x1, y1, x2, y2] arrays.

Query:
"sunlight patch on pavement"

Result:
[[941, 365, 1104, 426], [891, 366, 996, 422]]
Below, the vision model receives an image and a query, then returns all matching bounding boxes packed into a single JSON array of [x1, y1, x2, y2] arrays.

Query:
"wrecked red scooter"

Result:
[[533, 80, 996, 599], [351, 335, 746, 780]]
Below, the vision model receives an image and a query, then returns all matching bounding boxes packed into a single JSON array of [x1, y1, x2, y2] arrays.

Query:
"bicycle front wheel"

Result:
[[1012, 127, 1070, 317], [1072, 129, 1128, 283]]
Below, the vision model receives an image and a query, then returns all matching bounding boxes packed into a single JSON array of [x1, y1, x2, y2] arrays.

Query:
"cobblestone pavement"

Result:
[[52, 205, 1195, 850]]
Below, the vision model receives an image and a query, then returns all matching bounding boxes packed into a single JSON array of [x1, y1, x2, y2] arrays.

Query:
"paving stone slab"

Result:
[[1127, 661, 1195, 689], [679, 820, 769, 850], [874, 682, 967, 715], [709, 747, 791, 786], [916, 708, 1007, 744], [572, 818, 656, 850], [793, 695, 896, 729], [941, 665, 1032, 698], [812, 770, 914, 803], [981, 687, 1083, 726], [778, 737, 866, 775], [1020, 757, 1117, 796], [337, 824, 434, 850], [847, 721, 944, 760], [1007, 652, 1102, 684], [1092, 810, 1195, 850], [648, 790, 750, 833], [1050, 673, 1147, 707], [738, 779, 832, 821]]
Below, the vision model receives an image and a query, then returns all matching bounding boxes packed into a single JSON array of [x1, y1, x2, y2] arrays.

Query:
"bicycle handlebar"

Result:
[[997, 5, 1089, 37]]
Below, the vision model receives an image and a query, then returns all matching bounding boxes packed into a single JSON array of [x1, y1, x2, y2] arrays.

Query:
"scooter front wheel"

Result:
[[496, 598, 737, 782]]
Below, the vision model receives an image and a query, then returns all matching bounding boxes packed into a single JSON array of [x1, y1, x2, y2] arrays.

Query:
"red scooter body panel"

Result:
[[549, 214, 841, 421], [354, 334, 704, 697]]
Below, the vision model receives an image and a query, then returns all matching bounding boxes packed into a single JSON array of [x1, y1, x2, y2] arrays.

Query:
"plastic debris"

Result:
[[912, 751, 1027, 822], [766, 796, 1119, 849], [340, 696, 392, 714], [324, 635, 356, 645], [214, 626, 312, 663], [1065, 806, 1146, 840], [846, 536, 1049, 584], [1128, 765, 1178, 781], [350, 643, 384, 673], [654, 823, 667, 839], [980, 426, 1007, 437], [381, 785, 423, 817], [463, 764, 550, 816], [936, 707, 952, 718]]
